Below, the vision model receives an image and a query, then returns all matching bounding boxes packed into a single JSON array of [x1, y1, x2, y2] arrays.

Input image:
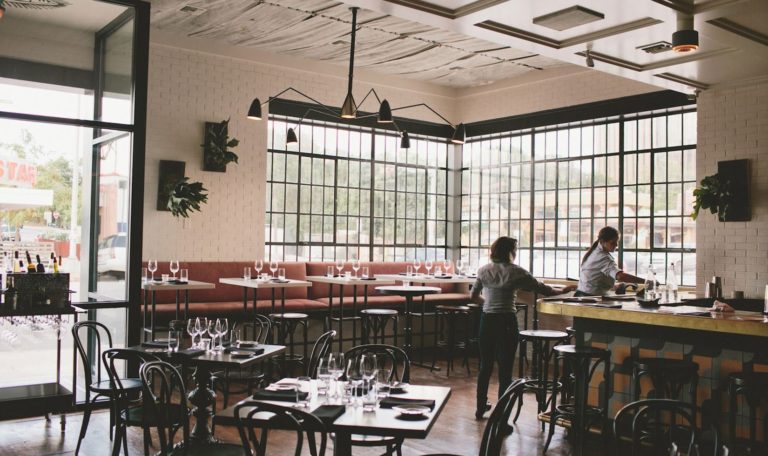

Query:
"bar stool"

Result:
[[727, 371, 768, 454], [269, 312, 309, 377], [513, 330, 570, 428], [631, 358, 699, 405], [544, 344, 611, 455], [409, 295, 438, 367], [515, 303, 530, 377], [360, 308, 398, 345], [431, 305, 471, 376], [466, 302, 482, 369]]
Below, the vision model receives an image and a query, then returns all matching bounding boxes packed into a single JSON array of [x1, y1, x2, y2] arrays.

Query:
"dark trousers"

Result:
[[476, 312, 519, 412]]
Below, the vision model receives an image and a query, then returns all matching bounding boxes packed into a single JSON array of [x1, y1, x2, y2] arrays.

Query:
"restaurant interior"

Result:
[[0, 0, 767, 455]]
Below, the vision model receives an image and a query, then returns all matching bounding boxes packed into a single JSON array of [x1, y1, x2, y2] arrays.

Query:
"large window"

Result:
[[460, 107, 696, 286], [266, 116, 449, 262]]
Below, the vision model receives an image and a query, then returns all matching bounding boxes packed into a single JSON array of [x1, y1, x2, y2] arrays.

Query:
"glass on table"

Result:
[[278, 268, 286, 280], [362, 379, 378, 412], [424, 260, 433, 275], [351, 258, 361, 277], [255, 259, 264, 277], [141, 267, 148, 283], [161, 274, 169, 282], [335, 259, 345, 277], [269, 260, 278, 278], [243, 267, 252, 281], [167, 329, 180, 353], [230, 328, 241, 348], [316, 358, 331, 396], [327, 265, 335, 278], [200, 337, 212, 352], [361, 267, 370, 279], [180, 268, 188, 283], [434, 267, 442, 277], [455, 259, 464, 276], [412, 258, 421, 275], [406, 265, 413, 276], [187, 319, 197, 348], [170, 260, 179, 279], [442, 259, 452, 273], [376, 368, 392, 399], [295, 376, 311, 408], [147, 259, 157, 280]]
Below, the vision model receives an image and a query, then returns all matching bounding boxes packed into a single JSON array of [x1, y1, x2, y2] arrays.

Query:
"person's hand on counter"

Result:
[[551, 284, 577, 294], [710, 300, 735, 312]]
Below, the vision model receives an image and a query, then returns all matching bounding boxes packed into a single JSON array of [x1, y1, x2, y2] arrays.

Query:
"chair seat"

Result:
[[270, 312, 309, 320], [122, 404, 185, 427], [360, 308, 398, 316], [519, 329, 569, 340], [168, 442, 244, 456], [553, 345, 608, 358], [90, 378, 142, 394], [436, 305, 469, 312]]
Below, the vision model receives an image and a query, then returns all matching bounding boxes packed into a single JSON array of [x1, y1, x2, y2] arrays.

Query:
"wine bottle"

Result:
[[36, 254, 45, 273], [13, 251, 19, 273], [51, 253, 59, 274], [5, 275, 17, 310], [26, 251, 35, 273]]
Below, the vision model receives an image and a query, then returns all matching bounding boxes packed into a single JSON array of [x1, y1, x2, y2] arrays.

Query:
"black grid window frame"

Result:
[[266, 115, 449, 262], [460, 106, 697, 286]]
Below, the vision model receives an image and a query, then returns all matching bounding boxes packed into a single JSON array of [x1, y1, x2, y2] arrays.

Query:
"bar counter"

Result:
[[538, 297, 768, 442]]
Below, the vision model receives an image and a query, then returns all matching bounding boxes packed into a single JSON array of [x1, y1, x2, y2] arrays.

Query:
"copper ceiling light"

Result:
[[672, 13, 699, 53]]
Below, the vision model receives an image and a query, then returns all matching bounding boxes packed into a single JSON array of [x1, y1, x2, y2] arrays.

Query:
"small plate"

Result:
[[144, 348, 167, 353], [229, 350, 255, 359], [392, 405, 430, 416], [237, 341, 259, 348], [388, 382, 409, 394]]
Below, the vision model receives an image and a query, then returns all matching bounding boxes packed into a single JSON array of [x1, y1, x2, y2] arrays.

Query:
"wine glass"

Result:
[[193, 317, 202, 347], [442, 259, 452, 274], [219, 318, 229, 349], [335, 259, 345, 277], [207, 319, 217, 351], [412, 258, 421, 275], [424, 260, 433, 276], [316, 358, 332, 396], [351, 258, 360, 278], [345, 358, 362, 405], [360, 353, 378, 382], [269, 260, 278, 278], [455, 259, 464, 276], [169, 260, 179, 279], [255, 259, 263, 277], [147, 260, 157, 280], [187, 319, 197, 348]]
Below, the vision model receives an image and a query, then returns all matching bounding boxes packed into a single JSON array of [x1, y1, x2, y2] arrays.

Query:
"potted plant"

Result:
[[203, 118, 239, 172], [692, 173, 731, 221], [166, 177, 208, 218]]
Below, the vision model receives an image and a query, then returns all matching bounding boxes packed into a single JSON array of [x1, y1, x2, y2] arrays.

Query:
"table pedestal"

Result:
[[188, 365, 217, 445]]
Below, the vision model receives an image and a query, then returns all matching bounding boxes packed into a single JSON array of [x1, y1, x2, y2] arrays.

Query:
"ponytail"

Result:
[[581, 226, 619, 265]]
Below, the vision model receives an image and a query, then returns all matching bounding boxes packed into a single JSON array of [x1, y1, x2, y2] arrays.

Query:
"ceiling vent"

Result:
[[532, 6, 605, 31], [637, 41, 673, 54], [179, 4, 206, 15]]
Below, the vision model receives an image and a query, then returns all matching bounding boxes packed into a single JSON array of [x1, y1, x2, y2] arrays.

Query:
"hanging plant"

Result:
[[166, 177, 208, 218], [692, 173, 731, 221], [202, 118, 239, 172]]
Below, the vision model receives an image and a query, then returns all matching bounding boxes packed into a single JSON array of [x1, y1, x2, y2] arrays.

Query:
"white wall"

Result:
[[143, 41, 456, 261], [695, 79, 768, 298]]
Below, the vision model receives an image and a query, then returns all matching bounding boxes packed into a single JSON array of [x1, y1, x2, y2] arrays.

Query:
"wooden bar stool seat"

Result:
[[360, 308, 399, 345], [269, 312, 309, 377]]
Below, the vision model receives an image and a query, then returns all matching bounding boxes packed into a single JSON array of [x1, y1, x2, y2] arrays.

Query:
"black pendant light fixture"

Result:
[[246, 7, 463, 149], [0, 1, 6, 20], [672, 13, 699, 53]]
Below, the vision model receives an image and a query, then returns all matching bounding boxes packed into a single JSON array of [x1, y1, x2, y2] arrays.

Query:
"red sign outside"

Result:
[[0, 158, 37, 188]]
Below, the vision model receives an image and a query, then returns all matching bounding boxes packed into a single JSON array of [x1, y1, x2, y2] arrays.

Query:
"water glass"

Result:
[[161, 274, 169, 282], [278, 268, 286, 280], [377, 368, 391, 399], [201, 338, 212, 352], [327, 266, 335, 278], [295, 376, 311, 408], [362, 379, 378, 412], [344, 271, 351, 279], [180, 269, 188, 282], [167, 330, 180, 352], [406, 265, 413, 276], [230, 328, 241, 347], [434, 267, 442, 277], [243, 267, 251, 280], [317, 358, 331, 396], [141, 268, 148, 283], [361, 267, 369, 279]]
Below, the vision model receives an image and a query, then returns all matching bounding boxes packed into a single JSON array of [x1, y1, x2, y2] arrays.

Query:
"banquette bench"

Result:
[[144, 261, 471, 325]]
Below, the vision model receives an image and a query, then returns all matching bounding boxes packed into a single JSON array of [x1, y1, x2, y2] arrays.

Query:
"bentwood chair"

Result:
[[306, 330, 336, 378], [342, 344, 410, 456], [103, 348, 160, 456], [213, 315, 272, 408], [140, 360, 242, 456], [613, 399, 719, 456], [234, 400, 328, 456], [72, 321, 142, 455]]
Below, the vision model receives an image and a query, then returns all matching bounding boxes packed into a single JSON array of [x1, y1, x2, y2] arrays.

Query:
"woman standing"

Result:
[[470, 236, 575, 419], [576, 226, 644, 296]]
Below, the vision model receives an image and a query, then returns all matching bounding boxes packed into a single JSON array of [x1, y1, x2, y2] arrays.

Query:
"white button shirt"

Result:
[[577, 243, 621, 296]]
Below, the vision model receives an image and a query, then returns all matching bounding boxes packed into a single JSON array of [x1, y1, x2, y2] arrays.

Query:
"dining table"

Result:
[[213, 380, 452, 456], [129, 343, 286, 448], [306, 275, 396, 352], [218, 277, 312, 315], [142, 279, 216, 342]]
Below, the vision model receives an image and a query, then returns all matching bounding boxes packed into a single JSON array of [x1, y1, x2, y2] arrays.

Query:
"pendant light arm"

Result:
[[260, 87, 340, 118], [354, 88, 383, 114], [346, 7, 359, 98], [388, 102, 456, 128]]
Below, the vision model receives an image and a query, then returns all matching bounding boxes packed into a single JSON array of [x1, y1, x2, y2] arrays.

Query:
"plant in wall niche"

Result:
[[166, 177, 208, 218], [203, 118, 239, 172], [692, 173, 731, 221]]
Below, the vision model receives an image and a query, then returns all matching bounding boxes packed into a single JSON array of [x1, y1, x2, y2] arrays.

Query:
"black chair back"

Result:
[[72, 321, 113, 395], [237, 314, 272, 344], [614, 399, 715, 456], [139, 360, 188, 454], [234, 400, 328, 456], [102, 348, 159, 395], [307, 330, 336, 378], [479, 378, 527, 456], [344, 344, 410, 383]]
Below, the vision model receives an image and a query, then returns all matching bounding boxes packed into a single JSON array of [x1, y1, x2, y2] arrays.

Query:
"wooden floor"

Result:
[[0, 357, 601, 455]]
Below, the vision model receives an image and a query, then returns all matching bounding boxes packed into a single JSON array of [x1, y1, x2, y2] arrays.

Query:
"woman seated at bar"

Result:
[[576, 226, 644, 296], [470, 236, 575, 420]]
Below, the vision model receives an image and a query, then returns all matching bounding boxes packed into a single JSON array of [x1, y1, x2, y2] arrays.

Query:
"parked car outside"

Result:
[[97, 233, 127, 278], [1, 224, 15, 241]]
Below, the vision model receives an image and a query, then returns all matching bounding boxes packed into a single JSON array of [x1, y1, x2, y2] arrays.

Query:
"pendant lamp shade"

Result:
[[378, 99, 393, 123], [247, 98, 263, 120], [451, 123, 466, 144], [340, 92, 357, 118], [286, 128, 298, 144], [400, 130, 411, 149]]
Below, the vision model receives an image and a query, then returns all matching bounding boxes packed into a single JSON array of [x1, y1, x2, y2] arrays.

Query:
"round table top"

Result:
[[376, 285, 441, 297], [519, 329, 570, 340]]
